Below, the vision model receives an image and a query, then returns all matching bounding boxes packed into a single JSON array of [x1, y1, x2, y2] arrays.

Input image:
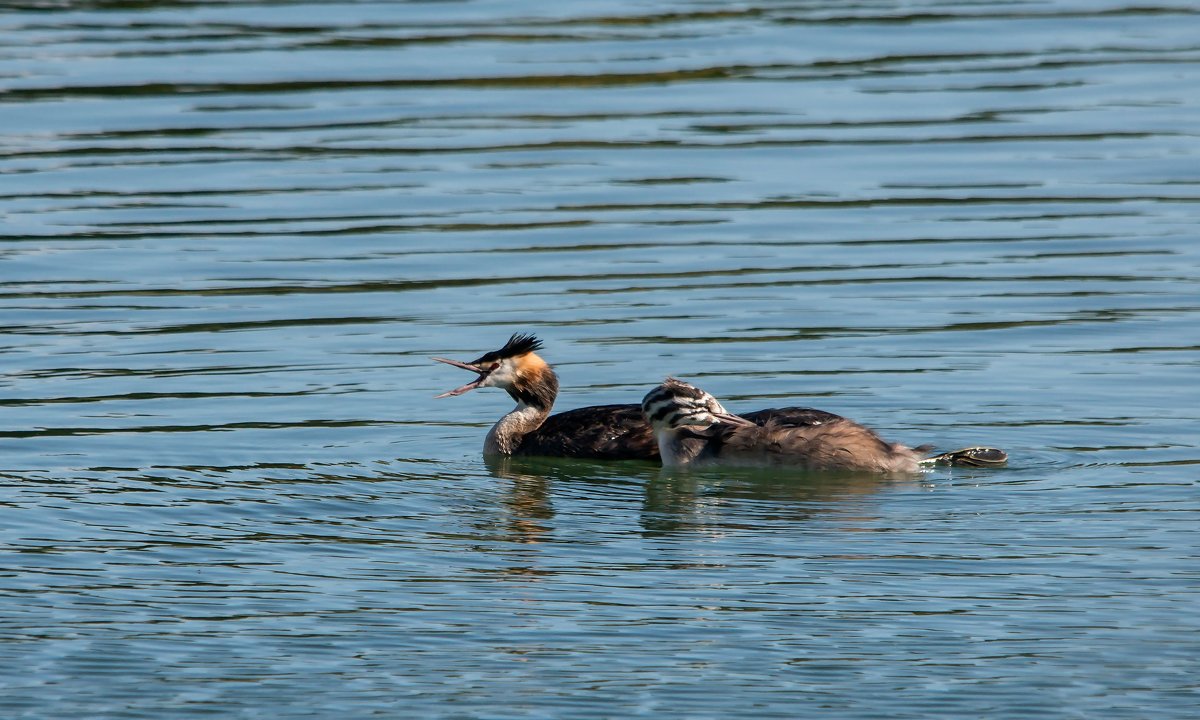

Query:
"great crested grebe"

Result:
[[642, 378, 1007, 472], [433, 333, 659, 460]]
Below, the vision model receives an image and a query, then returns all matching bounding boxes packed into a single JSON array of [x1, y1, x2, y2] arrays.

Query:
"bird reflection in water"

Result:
[[484, 454, 556, 549], [639, 465, 924, 537], [484, 455, 946, 538]]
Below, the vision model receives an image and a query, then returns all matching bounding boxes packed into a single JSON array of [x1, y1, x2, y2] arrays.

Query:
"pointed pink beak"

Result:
[[714, 412, 756, 428], [432, 356, 490, 398]]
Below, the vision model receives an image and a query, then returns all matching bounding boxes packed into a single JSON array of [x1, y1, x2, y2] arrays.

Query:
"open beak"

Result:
[[432, 357, 490, 398], [713, 412, 756, 428]]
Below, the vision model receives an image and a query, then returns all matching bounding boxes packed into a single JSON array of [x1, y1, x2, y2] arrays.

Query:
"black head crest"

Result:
[[474, 333, 543, 363]]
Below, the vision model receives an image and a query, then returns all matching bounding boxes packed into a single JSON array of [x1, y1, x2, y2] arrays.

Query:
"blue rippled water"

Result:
[[2, 1, 1198, 717]]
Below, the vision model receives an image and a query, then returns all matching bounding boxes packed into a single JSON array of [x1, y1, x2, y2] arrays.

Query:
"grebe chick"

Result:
[[433, 333, 658, 460], [642, 378, 1006, 472]]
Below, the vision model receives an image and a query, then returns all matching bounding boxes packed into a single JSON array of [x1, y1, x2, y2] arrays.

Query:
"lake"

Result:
[[2, 1, 1198, 717]]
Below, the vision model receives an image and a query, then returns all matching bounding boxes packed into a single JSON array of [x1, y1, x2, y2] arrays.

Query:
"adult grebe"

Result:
[[642, 378, 1007, 472], [433, 333, 658, 460]]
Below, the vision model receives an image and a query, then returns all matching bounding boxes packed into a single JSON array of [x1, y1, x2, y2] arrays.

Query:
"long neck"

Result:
[[655, 429, 711, 467], [482, 362, 558, 456], [484, 402, 551, 455]]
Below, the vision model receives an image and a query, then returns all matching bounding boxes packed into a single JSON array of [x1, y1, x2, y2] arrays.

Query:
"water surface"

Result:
[[2, 1, 1198, 717]]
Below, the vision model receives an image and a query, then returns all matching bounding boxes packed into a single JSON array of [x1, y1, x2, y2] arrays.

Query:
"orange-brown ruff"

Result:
[[433, 334, 659, 460], [434, 334, 860, 461], [642, 378, 1007, 472]]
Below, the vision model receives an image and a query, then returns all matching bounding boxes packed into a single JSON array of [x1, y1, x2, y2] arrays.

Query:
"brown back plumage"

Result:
[[706, 417, 924, 473], [515, 404, 659, 461], [643, 378, 926, 473]]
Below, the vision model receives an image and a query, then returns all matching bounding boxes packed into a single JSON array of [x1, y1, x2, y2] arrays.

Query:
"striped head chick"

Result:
[[433, 332, 559, 412], [641, 378, 754, 466]]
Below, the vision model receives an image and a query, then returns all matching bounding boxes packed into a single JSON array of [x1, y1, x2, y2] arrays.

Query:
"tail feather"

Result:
[[920, 446, 1008, 468]]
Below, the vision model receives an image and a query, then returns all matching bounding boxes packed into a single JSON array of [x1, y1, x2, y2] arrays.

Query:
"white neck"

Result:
[[484, 402, 550, 455], [655, 428, 709, 467]]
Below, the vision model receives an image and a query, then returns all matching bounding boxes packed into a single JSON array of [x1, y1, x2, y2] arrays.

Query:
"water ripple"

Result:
[[2, 1, 1199, 718]]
